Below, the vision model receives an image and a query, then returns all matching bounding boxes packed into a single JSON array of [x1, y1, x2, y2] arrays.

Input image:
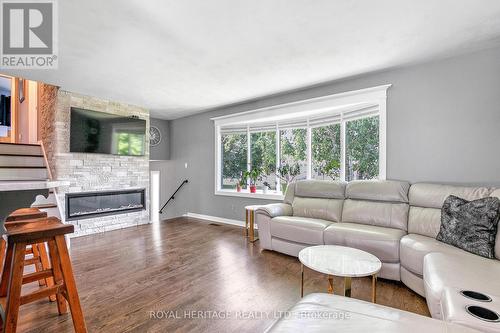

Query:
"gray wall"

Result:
[[160, 45, 500, 221], [150, 118, 170, 160]]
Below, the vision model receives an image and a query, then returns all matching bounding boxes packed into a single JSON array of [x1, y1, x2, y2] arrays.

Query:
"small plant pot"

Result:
[[250, 185, 257, 193], [236, 184, 242, 192]]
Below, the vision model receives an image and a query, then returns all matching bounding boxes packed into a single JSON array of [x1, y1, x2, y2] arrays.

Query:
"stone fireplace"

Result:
[[39, 86, 150, 237]]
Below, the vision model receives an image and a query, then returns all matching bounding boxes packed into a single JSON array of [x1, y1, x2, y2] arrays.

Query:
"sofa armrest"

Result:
[[256, 203, 292, 218]]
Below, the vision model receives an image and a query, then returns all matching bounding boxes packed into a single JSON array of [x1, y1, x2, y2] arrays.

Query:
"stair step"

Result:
[[0, 168, 48, 181], [0, 155, 45, 167], [32, 203, 57, 209], [0, 143, 42, 156]]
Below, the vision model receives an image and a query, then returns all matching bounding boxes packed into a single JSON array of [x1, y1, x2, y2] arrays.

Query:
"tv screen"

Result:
[[70, 107, 146, 156]]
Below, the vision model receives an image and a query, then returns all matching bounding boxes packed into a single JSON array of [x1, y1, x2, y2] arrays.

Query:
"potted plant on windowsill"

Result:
[[244, 168, 261, 193], [236, 172, 246, 192], [262, 181, 271, 194]]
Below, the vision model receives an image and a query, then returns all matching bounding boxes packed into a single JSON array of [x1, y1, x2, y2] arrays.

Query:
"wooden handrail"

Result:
[[38, 140, 53, 180]]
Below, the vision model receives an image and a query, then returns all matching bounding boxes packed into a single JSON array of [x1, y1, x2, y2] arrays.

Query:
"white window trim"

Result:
[[213, 84, 391, 199]]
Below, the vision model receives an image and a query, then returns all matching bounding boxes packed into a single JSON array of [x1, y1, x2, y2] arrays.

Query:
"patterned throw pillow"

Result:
[[437, 195, 500, 259]]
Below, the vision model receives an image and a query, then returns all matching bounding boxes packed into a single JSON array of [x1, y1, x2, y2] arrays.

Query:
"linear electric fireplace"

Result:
[[66, 189, 145, 221]]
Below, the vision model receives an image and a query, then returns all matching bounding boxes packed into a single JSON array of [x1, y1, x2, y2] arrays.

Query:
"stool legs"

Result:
[[47, 239, 67, 315], [31, 244, 45, 286], [4, 242, 27, 333], [0, 237, 6, 277], [0, 237, 87, 333], [54, 235, 87, 333], [37, 243, 56, 302], [0, 242, 14, 297]]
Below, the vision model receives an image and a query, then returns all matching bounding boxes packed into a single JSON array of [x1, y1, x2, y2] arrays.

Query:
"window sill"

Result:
[[215, 189, 284, 201]]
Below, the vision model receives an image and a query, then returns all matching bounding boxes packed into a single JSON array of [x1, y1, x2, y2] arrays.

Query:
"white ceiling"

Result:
[[3, 0, 500, 119]]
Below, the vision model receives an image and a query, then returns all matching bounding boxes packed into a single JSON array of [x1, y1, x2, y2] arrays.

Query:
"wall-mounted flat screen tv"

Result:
[[70, 107, 146, 156]]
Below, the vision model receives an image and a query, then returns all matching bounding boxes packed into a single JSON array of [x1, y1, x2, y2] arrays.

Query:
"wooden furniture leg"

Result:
[[0, 237, 6, 278], [248, 210, 258, 242], [55, 235, 87, 333], [4, 242, 27, 333], [244, 210, 249, 237], [47, 240, 68, 315], [31, 244, 46, 286], [300, 264, 304, 297], [328, 275, 334, 294], [0, 241, 14, 297], [37, 242, 56, 302], [343, 277, 352, 297]]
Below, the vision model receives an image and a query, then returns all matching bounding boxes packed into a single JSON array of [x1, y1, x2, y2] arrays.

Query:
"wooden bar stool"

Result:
[[2, 209, 54, 294], [0, 217, 87, 333]]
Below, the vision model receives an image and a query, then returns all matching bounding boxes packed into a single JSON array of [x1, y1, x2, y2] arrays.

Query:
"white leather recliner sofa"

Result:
[[257, 179, 410, 280], [256, 180, 500, 323]]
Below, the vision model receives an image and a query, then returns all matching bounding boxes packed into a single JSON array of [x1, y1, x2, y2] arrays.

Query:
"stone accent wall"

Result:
[[38, 83, 58, 177], [40, 87, 150, 237]]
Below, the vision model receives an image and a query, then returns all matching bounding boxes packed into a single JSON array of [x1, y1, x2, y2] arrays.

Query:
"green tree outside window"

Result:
[[345, 116, 379, 181]]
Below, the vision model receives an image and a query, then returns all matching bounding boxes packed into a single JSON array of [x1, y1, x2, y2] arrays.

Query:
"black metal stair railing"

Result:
[[159, 179, 188, 214]]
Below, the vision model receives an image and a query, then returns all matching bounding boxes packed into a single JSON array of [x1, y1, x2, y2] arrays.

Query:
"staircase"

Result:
[[0, 142, 62, 219], [0, 143, 49, 180]]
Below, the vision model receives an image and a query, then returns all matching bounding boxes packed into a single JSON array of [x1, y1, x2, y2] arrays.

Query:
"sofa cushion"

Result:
[[423, 252, 500, 319], [400, 234, 470, 276], [409, 183, 493, 209], [294, 180, 346, 199], [437, 195, 500, 259], [342, 199, 409, 231], [408, 206, 441, 238], [292, 197, 343, 222], [324, 223, 406, 263], [346, 180, 410, 203], [270, 216, 332, 245]]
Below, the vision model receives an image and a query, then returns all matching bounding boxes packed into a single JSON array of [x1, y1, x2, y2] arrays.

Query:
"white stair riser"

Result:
[[0, 155, 45, 167], [0, 144, 42, 156], [0, 168, 48, 180]]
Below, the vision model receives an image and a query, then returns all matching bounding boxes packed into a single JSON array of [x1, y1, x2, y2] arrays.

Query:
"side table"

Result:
[[244, 205, 261, 242]]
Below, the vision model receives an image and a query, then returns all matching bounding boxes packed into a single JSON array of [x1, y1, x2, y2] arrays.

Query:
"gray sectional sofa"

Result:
[[256, 179, 500, 322]]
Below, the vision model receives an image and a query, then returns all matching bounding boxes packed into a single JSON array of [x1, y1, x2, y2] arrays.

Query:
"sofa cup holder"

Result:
[[466, 305, 500, 322], [460, 290, 492, 302]]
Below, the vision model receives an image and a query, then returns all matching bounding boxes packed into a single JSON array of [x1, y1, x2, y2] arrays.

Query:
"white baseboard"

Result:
[[184, 212, 246, 228]]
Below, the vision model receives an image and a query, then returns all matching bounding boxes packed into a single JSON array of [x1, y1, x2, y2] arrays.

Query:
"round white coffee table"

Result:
[[298, 245, 382, 302]]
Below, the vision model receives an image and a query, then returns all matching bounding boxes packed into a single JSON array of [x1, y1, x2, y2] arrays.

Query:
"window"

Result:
[[345, 116, 379, 181], [221, 132, 247, 189], [250, 131, 276, 190], [312, 123, 341, 180], [213, 85, 389, 198], [280, 128, 307, 184]]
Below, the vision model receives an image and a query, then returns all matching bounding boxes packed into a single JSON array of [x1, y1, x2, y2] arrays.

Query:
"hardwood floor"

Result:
[[16, 217, 429, 332]]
